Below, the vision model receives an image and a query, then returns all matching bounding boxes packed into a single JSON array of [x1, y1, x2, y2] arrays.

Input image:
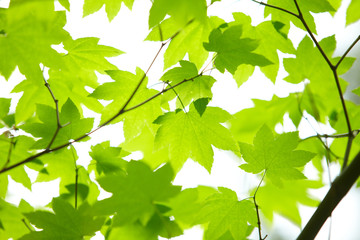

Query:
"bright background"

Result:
[[1, 0, 360, 239]]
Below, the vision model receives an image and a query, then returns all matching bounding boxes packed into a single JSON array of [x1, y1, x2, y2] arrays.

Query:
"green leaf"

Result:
[[0, 199, 31, 240], [231, 13, 296, 83], [0, 136, 35, 190], [239, 125, 315, 185], [283, 36, 354, 122], [58, 0, 70, 11], [346, 0, 360, 25], [83, 0, 135, 21], [229, 94, 302, 143], [0, 98, 10, 120], [203, 25, 272, 74], [20, 99, 94, 149], [264, 0, 335, 34], [89, 141, 127, 175], [256, 180, 322, 225], [195, 187, 257, 240], [154, 103, 238, 172], [93, 161, 181, 225], [90, 68, 163, 140], [149, 0, 207, 28], [147, 16, 224, 69], [161, 61, 215, 108], [20, 198, 104, 240], [0, 1, 68, 81]]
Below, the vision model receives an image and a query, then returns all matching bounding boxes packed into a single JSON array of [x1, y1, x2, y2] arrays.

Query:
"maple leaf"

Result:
[[149, 0, 207, 28], [264, 0, 335, 34], [153, 100, 238, 172], [195, 187, 257, 240], [20, 99, 94, 149], [239, 125, 315, 185], [88, 141, 127, 175], [20, 198, 104, 240], [283, 35, 355, 122], [0, 1, 68, 81], [90, 68, 163, 140], [203, 25, 272, 74], [231, 13, 295, 83], [147, 16, 224, 69], [255, 180, 322, 225], [93, 161, 181, 225], [83, 0, 135, 21], [346, 0, 360, 25], [229, 94, 302, 143], [0, 199, 33, 240], [160, 61, 215, 108]]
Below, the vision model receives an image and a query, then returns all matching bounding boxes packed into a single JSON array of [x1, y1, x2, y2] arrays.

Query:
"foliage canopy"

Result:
[[0, 0, 360, 239]]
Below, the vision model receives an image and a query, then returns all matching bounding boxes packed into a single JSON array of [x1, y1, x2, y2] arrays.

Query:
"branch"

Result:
[[0, 74, 202, 175], [297, 150, 360, 240], [253, 170, 267, 240], [250, 0, 298, 17], [43, 77, 69, 150], [335, 35, 360, 69], [302, 129, 360, 140]]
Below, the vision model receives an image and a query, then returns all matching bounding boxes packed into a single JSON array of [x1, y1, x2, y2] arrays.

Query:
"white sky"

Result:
[[1, 0, 360, 239]]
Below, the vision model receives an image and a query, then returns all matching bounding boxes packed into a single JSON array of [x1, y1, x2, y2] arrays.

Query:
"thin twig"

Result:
[[253, 170, 267, 240], [0, 76, 202, 175], [3, 135, 14, 169], [43, 76, 68, 150], [250, 0, 298, 17], [74, 166, 79, 209], [302, 129, 360, 140], [165, 81, 187, 112], [335, 35, 360, 69]]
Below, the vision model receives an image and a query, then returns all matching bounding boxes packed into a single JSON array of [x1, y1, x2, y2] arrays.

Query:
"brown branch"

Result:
[[250, 0, 298, 17], [297, 150, 360, 240], [335, 35, 360, 69]]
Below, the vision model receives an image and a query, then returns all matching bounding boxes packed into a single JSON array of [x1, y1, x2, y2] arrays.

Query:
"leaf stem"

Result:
[[302, 129, 360, 140], [253, 170, 267, 240], [74, 166, 79, 209]]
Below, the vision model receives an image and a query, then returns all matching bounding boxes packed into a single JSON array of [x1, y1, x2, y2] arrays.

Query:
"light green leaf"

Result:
[[195, 187, 256, 240], [83, 0, 135, 21], [239, 125, 315, 185], [154, 102, 238, 172], [0, 1, 68, 81], [204, 25, 272, 74], [161, 61, 215, 108], [149, 0, 207, 28], [93, 161, 181, 225], [347, 0, 360, 25], [20, 198, 104, 240], [0, 199, 31, 240], [20, 99, 94, 149], [89, 141, 127, 175], [256, 180, 322, 225]]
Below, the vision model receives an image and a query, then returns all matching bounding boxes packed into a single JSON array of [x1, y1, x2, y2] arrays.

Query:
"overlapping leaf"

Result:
[[20, 198, 104, 240], [160, 61, 215, 108], [154, 100, 238, 172], [0, 1, 68, 81], [93, 161, 181, 225], [239, 125, 315, 185], [256, 180, 322, 225], [264, 0, 336, 34], [203, 25, 272, 74], [90, 68, 163, 140], [147, 15, 224, 69], [21, 99, 94, 149], [283, 35, 355, 122], [83, 0, 135, 21], [195, 187, 256, 240]]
